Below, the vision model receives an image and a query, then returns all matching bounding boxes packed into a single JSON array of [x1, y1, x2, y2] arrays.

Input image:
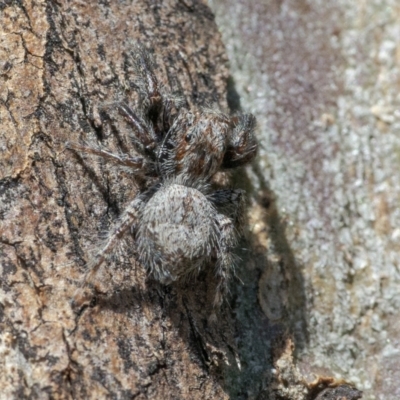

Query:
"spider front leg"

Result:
[[223, 113, 257, 169], [133, 48, 163, 124], [133, 47, 180, 136], [67, 142, 155, 177], [117, 103, 158, 159], [132, 48, 167, 135]]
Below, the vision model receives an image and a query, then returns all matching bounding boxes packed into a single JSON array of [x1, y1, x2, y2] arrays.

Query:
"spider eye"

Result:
[[185, 133, 193, 142]]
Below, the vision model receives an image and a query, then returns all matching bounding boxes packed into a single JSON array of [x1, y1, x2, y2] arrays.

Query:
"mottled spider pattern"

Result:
[[70, 49, 257, 306]]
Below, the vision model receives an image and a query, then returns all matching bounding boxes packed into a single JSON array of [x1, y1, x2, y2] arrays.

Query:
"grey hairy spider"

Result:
[[70, 48, 257, 306]]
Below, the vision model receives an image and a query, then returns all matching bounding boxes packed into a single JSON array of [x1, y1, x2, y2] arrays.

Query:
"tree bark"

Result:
[[210, 0, 400, 399], [0, 1, 235, 398], [0, 1, 365, 399]]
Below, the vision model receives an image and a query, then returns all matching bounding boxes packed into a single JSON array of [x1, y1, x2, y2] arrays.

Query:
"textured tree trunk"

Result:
[[0, 1, 234, 398], [209, 1, 400, 399], [0, 0, 364, 399]]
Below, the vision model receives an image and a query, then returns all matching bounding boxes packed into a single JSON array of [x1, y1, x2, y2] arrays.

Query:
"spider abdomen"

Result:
[[136, 183, 219, 283]]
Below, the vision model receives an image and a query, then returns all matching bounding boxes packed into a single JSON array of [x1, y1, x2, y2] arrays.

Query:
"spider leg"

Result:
[[161, 96, 181, 134], [81, 197, 142, 287], [208, 189, 247, 306], [117, 103, 158, 158], [223, 113, 257, 169], [133, 47, 182, 138], [67, 142, 154, 176], [81, 183, 161, 288], [133, 49, 164, 134], [213, 213, 238, 307], [208, 189, 246, 231]]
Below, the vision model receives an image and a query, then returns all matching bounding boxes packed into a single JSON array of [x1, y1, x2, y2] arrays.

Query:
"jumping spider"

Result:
[[70, 49, 257, 306]]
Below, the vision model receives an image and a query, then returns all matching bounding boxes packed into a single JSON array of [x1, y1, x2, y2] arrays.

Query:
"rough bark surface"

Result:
[[1, 1, 237, 398], [210, 0, 400, 399], [0, 0, 371, 399]]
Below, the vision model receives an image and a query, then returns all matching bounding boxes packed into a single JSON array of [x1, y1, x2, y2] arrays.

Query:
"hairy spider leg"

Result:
[[161, 97, 179, 134], [213, 213, 238, 307], [81, 197, 143, 287], [133, 47, 183, 139], [79, 182, 162, 288], [223, 113, 257, 169], [66, 142, 153, 175], [208, 188, 246, 231], [133, 49, 164, 136], [117, 103, 158, 157], [207, 189, 247, 306]]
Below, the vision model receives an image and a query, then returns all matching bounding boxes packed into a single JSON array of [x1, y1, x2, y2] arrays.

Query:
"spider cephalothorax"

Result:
[[70, 48, 257, 306]]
